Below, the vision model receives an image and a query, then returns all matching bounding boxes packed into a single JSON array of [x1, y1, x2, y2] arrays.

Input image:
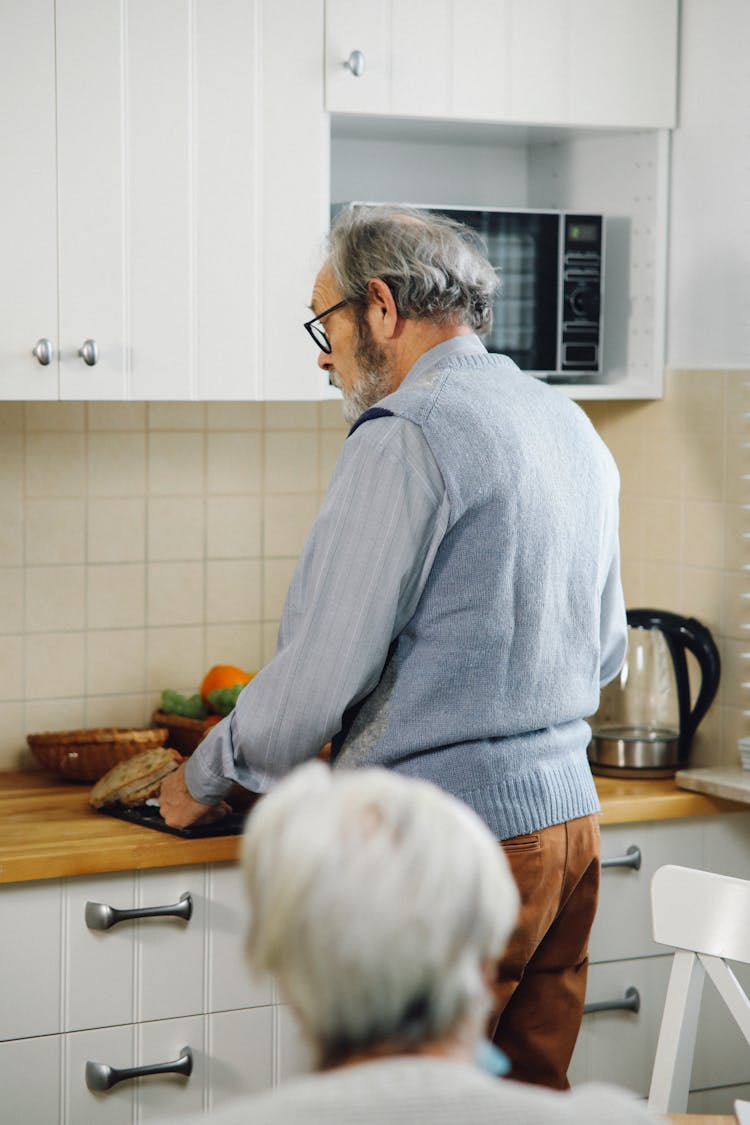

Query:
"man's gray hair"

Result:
[[327, 204, 500, 333], [241, 761, 519, 1069]]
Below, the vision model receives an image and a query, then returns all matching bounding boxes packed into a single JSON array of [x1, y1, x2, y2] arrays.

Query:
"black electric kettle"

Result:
[[588, 608, 721, 778]]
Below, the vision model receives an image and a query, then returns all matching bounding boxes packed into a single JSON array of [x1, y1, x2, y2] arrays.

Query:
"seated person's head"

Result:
[[241, 761, 519, 1069]]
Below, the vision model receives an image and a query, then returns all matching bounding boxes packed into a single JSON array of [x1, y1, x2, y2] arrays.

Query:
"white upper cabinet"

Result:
[[0, 0, 59, 401], [325, 0, 678, 129], [1, 0, 329, 401]]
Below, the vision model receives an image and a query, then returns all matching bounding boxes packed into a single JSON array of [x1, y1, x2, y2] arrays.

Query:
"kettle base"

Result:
[[589, 762, 677, 780]]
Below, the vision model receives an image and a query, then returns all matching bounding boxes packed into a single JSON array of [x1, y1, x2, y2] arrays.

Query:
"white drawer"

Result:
[[593, 821, 705, 963], [66, 868, 208, 1031], [1, 863, 273, 1041], [569, 954, 672, 1095], [1, 1010, 277, 1125], [0, 879, 64, 1040]]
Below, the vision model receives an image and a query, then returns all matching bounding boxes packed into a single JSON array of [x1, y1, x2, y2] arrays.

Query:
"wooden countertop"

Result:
[[0, 770, 746, 885]]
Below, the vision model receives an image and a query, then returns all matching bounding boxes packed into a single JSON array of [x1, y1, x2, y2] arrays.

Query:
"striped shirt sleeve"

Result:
[[184, 416, 449, 803]]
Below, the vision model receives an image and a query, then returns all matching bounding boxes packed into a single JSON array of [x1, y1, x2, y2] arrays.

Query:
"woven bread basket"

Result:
[[27, 727, 169, 783], [151, 710, 219, 756]]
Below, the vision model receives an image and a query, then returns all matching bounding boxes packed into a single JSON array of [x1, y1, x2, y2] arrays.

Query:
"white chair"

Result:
[[647, 864, 750, 1114]]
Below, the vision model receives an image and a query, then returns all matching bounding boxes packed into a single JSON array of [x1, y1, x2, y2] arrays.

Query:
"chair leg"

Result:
[[648, 950, 705, 1114]]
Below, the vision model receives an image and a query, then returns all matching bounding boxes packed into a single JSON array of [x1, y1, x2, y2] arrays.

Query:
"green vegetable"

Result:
[[160, 689, 209, 720], [206, 682, 246, 717]]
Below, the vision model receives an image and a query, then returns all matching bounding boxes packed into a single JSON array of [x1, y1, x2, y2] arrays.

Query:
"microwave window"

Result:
[[434, 209, 559, 372]]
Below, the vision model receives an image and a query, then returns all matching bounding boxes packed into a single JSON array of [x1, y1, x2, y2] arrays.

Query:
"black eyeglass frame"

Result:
[[303, 299, 351, 354]]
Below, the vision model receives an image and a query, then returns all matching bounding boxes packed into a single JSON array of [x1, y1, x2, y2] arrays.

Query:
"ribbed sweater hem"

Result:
[[390, 751, 600, 841]]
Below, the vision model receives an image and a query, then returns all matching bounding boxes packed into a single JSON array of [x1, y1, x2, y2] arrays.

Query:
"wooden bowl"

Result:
[[27, 727, 169, 783], [151, 710, 219, 757]]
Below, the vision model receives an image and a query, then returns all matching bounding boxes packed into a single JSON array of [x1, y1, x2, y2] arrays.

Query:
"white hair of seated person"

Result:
[[241, 761, 520, 1070]]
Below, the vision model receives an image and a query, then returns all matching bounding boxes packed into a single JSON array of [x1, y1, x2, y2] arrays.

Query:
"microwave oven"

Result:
[[334, 204, 605, 378]]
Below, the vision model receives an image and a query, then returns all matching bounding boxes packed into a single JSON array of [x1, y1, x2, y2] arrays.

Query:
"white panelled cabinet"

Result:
[[0, 863, 314, 1124], [0, 0, 329, 402], [570, 813, 750, 1112], [325, 0, 678, 129]]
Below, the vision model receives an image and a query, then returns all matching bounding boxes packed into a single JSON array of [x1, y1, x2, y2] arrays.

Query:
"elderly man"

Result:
[[159, 204, 627, 1089], [165, 763, 652, 1125]]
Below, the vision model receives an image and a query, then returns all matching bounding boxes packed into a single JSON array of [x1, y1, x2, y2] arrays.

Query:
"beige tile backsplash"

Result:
[[583, 368, 750, 767], [0, 400, 348, 770], [0, 373, 747, 774]]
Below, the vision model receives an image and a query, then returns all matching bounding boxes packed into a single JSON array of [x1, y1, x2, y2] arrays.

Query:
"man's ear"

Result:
[[366, 277, 400, 341]]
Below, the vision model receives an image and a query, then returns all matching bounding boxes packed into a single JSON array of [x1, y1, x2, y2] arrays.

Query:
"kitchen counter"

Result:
[[675, 765, 750, 805], [0, 770, 746, 885]]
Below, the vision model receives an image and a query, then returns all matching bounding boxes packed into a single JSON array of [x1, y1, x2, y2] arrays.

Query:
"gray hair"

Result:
[[241, 761, 518, 1069], [327, 204, 499, 333]]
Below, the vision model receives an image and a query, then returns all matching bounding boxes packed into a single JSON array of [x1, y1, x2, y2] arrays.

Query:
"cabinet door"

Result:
[[258, 0, 330, 401], [325, 0, 391, 114], [326, 0, 677, 129], [567, 0, 678, 128], [56, 0, 127, 399], [0, 0, 59, 400]]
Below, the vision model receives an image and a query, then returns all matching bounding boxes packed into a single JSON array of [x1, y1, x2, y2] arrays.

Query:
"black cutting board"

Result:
[[99, 801, 247, 838]]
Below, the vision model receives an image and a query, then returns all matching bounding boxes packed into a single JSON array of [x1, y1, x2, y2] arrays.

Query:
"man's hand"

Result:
[[158, 761, 231, 828]]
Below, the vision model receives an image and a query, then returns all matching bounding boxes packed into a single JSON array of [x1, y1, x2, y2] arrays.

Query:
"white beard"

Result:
[[333, 318, 395, 427], [332, 367, 394, 427]]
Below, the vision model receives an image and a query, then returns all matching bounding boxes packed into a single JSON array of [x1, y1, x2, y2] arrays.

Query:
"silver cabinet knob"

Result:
[[85, 891, 193, 931], [78, 338, 98, 366], [85, 1045, 193, 1092], [32, 338, 54, 366], [344, 49, 365, 77]]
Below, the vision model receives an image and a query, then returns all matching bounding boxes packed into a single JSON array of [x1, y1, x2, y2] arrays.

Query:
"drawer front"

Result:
[[0, 1032, 62, 1123], [691, 959, 750, 1091], [1, 1010, 278, 1124], [206, 864, 274, 1014], [66, 868, 206, 1031], [569, 955, 672, 1094], [0, 879, 63, 1040], [592, 820, 705, 963]]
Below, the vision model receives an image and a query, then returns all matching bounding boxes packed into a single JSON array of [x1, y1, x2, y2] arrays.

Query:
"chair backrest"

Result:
[[648, 864, 750, 1114], [652, 865, 750, 962]]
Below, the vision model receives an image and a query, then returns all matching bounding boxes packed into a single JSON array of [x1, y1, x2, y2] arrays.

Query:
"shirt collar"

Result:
[[402, 334, 487, 387]]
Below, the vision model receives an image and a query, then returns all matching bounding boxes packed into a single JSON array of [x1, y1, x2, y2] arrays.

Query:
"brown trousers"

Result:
[[487, 813, 600, 1090]]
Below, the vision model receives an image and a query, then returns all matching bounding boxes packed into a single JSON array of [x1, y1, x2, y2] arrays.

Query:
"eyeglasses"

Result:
[[303, 299, 350, 354]]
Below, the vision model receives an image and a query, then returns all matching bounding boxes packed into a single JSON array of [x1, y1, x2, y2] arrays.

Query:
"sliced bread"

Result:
[[89, 746, 183, 808]]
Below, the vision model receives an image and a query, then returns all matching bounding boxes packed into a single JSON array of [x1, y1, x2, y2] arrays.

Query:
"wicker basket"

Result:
[[151, 710, 219, 757], [27, 727, 169, 783]]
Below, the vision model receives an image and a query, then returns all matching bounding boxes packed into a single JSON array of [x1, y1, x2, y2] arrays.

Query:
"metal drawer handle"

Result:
[[86, 1045, 193, 1091], [344, 49, 365, 77], [85, 891, 192, 931], [601, 845, 641, 870], [584, 986, 640, 1016]]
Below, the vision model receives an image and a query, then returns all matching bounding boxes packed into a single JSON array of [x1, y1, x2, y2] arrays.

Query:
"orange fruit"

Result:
[[200, 664, 253, 704]]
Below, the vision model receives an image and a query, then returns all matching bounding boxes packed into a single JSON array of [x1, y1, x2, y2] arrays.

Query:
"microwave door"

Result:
[[486, 212, 559, 373]]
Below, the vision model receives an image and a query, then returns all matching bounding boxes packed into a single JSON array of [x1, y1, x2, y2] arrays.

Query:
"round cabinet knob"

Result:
[[32, 338, 54, 366], [344, 49, 366, 77], [78, 339, 98, 366]]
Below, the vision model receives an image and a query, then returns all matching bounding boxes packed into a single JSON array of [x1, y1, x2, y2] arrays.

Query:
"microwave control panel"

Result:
[[560, 214, 604, 372]]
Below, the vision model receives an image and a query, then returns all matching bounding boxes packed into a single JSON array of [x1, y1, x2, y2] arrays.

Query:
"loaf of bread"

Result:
[[89, 746, 183, 809]]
